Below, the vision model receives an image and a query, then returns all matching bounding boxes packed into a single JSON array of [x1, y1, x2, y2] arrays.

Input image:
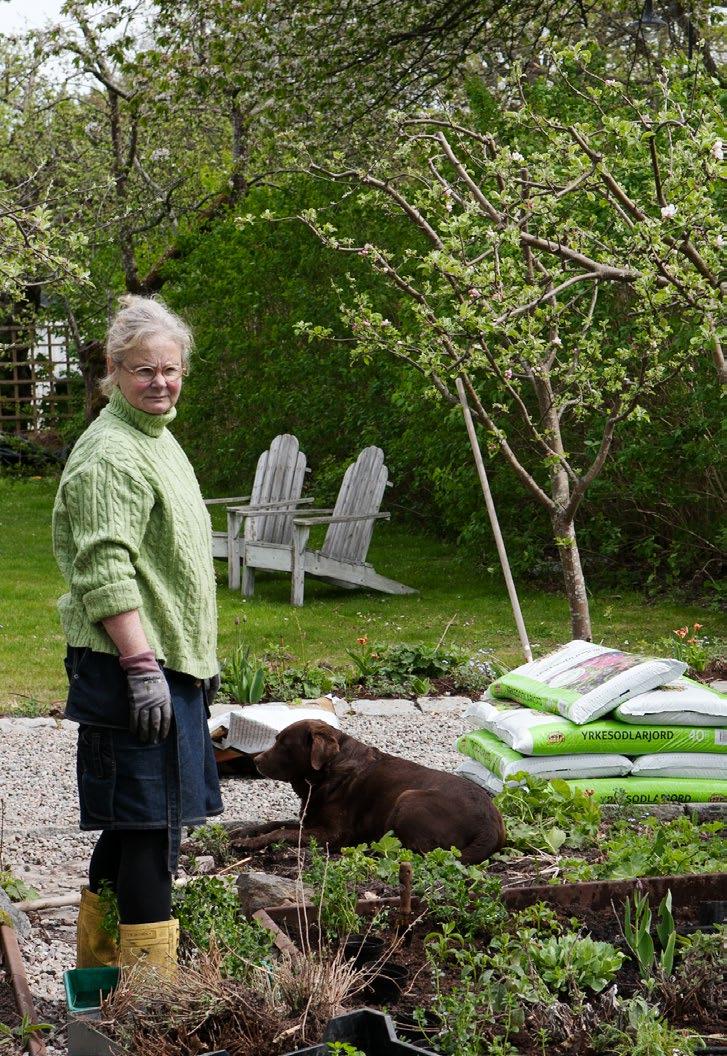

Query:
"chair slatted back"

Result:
[[320, 446, 388, 565], [245, 434, 307, 545]]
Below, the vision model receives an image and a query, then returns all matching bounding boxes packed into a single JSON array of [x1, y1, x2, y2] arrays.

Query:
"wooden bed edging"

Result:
[[0, 923, 47, 1056], [257, 871, 727, 929]]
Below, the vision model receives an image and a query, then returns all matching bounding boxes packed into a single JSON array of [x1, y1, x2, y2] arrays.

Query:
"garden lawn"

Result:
[[0, 476, 721, 714]]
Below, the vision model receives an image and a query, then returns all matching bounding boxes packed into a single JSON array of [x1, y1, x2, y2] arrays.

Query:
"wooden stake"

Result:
[[398, 861, 413, 934], [456, 376, 532, 662]]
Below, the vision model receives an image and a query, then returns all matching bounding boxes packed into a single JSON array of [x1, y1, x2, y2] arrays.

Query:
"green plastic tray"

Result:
[[64, 967, 120, 1013]]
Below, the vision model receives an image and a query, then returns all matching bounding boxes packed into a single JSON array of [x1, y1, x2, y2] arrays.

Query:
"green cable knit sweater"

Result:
[[52, 387, 218, 679]]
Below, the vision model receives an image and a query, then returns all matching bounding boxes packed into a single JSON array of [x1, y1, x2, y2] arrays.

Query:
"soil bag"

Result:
[[630, 753, 727, 780], [455, 759, 727, 804], [614, 678, 727, 727], [465, 698, 727, 756], [456, 729, 632, 781], [563, 776, 727, 804], [489, 640, 686, 725], [456, 756, 504, 794]]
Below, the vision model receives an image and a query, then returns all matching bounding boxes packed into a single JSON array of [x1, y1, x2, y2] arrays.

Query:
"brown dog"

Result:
[[233, 719, 506, 864]]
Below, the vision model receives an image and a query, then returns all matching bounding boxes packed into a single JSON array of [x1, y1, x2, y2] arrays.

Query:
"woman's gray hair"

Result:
[[100, 294, 193, 396]]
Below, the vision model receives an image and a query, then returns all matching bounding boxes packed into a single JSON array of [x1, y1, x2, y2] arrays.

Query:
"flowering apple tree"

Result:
[[292, 49, 724, 639]]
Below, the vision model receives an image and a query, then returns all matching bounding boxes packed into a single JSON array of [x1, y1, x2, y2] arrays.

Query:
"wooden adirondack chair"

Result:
[[240, 445, 417, 605], [205, 434, 314, 589]]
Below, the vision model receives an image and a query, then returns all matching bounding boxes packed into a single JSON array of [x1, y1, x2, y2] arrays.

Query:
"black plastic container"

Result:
[[361, 961, 410, 1003], [342, 934, 386, 966], [285, 1008, 435, 1055]]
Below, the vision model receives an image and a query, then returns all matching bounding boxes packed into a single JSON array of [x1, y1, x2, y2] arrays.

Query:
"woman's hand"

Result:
[[125, 661, 173, 743]]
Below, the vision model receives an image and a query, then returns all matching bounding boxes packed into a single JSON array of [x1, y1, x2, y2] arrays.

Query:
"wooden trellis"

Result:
[[0, 324, 77, 434]]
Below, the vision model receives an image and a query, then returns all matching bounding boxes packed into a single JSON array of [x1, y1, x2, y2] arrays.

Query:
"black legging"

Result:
[[89, 829, 172, 924]]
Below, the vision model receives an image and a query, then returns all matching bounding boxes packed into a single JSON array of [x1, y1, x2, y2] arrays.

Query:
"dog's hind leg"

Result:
[[458, 815, 507, 864]]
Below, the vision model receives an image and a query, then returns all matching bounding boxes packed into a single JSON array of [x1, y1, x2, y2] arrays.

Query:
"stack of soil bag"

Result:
[[457, 641, 727, 804]]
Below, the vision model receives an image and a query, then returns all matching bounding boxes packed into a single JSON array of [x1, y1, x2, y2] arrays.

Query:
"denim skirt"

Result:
[[65, 647, 223, 871]]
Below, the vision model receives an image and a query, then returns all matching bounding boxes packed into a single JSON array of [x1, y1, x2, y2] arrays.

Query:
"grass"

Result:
[[0, 474, 722, 714]]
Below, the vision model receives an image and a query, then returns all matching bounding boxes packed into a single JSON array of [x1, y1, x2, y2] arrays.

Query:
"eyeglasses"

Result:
[[120, 363, 186, 384]]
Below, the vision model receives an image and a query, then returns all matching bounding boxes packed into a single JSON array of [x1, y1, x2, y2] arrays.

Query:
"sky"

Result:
[[0, 0, 66, 35]]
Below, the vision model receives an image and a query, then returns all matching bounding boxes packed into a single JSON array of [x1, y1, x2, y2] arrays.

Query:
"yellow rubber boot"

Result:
[[76, 887, 119, 969], [118, 918, 179, 977]]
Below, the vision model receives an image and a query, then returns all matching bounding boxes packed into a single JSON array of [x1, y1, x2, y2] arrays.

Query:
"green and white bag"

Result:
[[456, 762, 727, 803], [563, 776, 727, 804], [457, 729, 632, 781], [456, 756, 504, 794], [614, 678, 727, 727], [489, 640, 686, 725], [630, 753, 727, 780], [465, 698, 727, 756]]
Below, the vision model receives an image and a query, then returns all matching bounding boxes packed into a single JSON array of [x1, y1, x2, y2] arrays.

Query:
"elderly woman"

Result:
[[52, 295, 222, 973]]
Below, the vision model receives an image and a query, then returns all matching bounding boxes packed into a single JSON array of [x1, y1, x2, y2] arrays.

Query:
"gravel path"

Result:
[[0, 710, 465, 1055]]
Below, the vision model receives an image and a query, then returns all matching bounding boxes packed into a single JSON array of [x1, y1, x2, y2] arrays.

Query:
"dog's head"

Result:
[[254, 719, 342, 782]]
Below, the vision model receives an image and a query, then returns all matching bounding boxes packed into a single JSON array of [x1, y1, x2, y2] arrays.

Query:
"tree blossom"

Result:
[[660, 204, 677, 219]]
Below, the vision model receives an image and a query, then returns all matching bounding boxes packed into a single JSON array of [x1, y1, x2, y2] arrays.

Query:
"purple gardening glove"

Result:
[[119, 650, 172, 744]]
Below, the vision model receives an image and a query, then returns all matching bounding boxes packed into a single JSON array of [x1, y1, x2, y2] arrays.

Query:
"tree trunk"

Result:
[[76, 338, 105, 422], [552, 515, 592, 641]]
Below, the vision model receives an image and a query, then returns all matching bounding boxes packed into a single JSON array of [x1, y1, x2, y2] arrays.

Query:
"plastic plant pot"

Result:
[[64, 968, 120, 1015], [342, 934, 386, 966], [285, 1007, 436, 1055], [361, 961, 409, 1003]]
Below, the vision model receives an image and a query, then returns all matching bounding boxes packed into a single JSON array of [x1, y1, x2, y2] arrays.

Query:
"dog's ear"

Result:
[[310, 729, 340, 771]]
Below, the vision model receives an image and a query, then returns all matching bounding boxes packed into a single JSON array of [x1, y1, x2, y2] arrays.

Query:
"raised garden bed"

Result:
[[0, 923, 47, 1056], [255, 874, 726, 1055]]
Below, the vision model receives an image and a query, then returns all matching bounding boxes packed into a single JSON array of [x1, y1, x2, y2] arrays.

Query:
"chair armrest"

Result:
[[234, 506, 333, 520], [204, 494, 250, 506], [293, 512, 390, 527], [227, 497, 317, 514]]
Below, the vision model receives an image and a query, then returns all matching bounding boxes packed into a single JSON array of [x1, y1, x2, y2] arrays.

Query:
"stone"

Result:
[[332, 697, 352, 718], [417, 695, 471, 714], [15, 717, 56, 729], [708, 680, 727, 693], [686, 802, 727, 824], [192, 855, 216, 874], [349, 698, 416, 717], [0, 886, 32, 939], [236, 871, 313, 917]]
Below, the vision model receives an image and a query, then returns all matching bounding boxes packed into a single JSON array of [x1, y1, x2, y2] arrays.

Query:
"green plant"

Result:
[[172, 875, 273, 979], [529, 932, 625, 995], [326, 1044, 366, 1056], [659, 927, 725, 1019], [97, 880, 120, 944], [415, 948, 524, 1056], [413, 848, 506, 940], [594, 996, 704, 1056], [0, 869, 38, 904], [222, 644, 266, 704], [345, 640, 470, 695], [655, 623, 717, 673], [623, 889, 676, 979], [507, 902, 562, 937], [0, 1014, 52, 1052], [561, 816, 726, 882], [304, 839, 366, 939], [266, 660, 341, 701], [188, 822, 231, 864], [495, 775, 601, 854]]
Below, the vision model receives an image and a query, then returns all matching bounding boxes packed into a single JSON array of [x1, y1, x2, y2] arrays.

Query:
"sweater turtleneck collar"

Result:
[[106, 386, 177, 437]]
